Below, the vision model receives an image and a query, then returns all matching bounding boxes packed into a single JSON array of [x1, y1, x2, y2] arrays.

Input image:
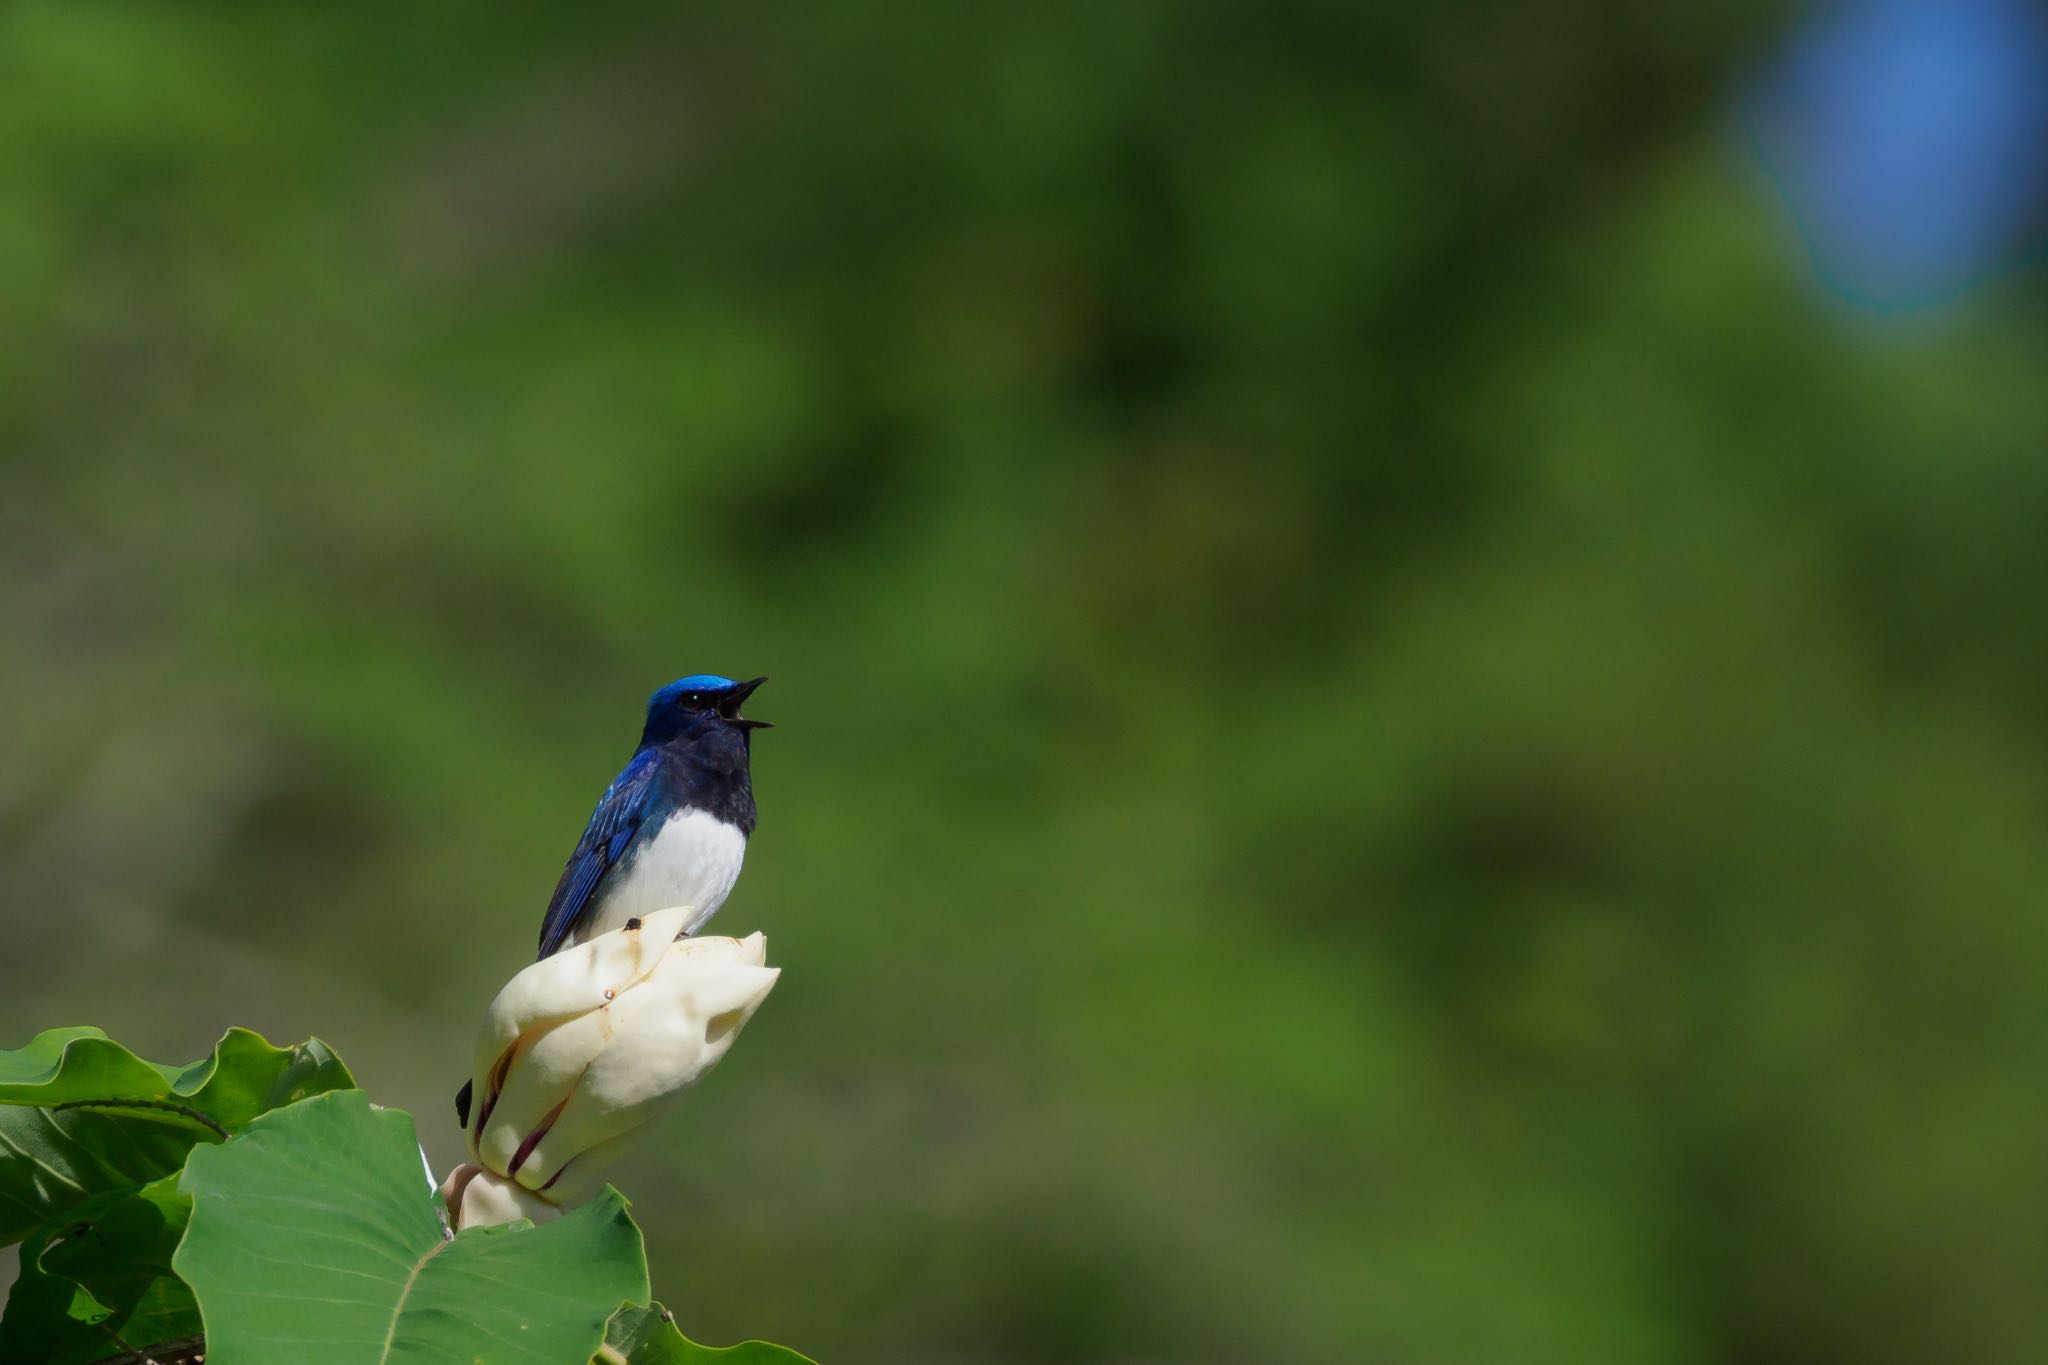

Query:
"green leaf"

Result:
[[176, 1089, 649, 1365], [603, 1304, 816, 1365], [0, 1027, 354, 1247], [0, 1026, 355, 1124], [0, 1175, 197, 1365]]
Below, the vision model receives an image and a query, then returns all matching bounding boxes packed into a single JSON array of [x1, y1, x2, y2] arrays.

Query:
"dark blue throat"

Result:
[[650, 726, 758, 835]]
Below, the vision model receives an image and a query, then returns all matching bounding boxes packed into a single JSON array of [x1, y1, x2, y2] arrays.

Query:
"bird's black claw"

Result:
[[454, 1079, 472, 1129]]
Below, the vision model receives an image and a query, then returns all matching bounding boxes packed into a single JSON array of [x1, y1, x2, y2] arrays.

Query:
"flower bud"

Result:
[[441, 1162, 562, 1228], [451, 908, 778, 1229]]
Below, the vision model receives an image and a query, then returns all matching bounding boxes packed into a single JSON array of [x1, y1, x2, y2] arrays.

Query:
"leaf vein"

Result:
[[374, 1229, 452, 1364], [0, 1120, 88, 1195]]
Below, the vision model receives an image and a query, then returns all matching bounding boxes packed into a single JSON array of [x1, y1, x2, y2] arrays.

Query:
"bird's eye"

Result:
[[682, 693, 704, 708]]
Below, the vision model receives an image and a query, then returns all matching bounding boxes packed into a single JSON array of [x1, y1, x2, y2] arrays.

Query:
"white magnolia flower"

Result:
[[444, 905, 778, 1229]]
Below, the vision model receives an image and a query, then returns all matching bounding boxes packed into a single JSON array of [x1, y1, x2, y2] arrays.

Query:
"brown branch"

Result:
[[97, 1332, 205, 1364]]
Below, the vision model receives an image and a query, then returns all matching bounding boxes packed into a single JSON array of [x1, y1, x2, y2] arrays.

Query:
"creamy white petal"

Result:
[[456, 1167, 564, 1229], [464, 924, 778, 1206], [473, 906, 693, 1069], [475, 955, 706, 1174], [527, 1123, 657, 1207], [514, 959, 778, 1187], [467, 905, 695, 1163]]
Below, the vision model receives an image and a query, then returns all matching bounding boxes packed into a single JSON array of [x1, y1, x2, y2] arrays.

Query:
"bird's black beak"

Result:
[[722, 676, 772, 729]]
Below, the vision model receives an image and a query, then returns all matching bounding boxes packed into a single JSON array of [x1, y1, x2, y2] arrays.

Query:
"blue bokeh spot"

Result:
[[1749, 0, 2048, 308]]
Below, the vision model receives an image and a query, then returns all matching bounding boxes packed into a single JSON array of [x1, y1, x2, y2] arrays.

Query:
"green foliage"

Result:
[[0, 1031, 798, 1364], [0, 1027, 348, 1362], [0, 1176, 195, 1365], [178, 1089, 647, 1364], [0, 1027, 352, 1245], [604, 1304, 816, 1365], [24, 5, 2048, 1362], [0, 1026, 353, 1119]]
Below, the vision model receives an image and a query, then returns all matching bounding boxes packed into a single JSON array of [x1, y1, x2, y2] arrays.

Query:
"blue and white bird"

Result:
[[534, 674, 771, 959]]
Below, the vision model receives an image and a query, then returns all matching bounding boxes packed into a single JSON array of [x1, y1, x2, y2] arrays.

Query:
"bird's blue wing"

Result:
[[535, 748, 661, 959]]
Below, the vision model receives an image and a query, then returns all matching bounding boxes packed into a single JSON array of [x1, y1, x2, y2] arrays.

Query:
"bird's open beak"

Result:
[[722, 676, 772, 729]]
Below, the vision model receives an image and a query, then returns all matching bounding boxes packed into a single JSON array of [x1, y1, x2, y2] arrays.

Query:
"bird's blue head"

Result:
[[640, 674, 772, 752]]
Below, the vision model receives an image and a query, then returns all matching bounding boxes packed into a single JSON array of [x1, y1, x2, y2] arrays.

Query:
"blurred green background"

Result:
[[6, 3, 2048, 1362]]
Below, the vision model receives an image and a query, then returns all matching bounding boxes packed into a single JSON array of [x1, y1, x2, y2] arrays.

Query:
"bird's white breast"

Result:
[[572, 807, 748, 945]]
